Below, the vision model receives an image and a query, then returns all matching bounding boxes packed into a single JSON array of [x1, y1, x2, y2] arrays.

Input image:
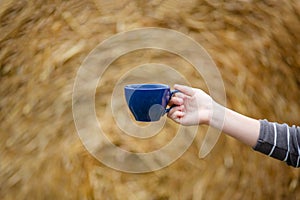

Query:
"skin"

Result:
[[167, 84, 260, 147]]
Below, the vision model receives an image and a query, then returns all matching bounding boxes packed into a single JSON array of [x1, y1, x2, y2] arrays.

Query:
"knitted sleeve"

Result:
[[253, 119, 300, 167]]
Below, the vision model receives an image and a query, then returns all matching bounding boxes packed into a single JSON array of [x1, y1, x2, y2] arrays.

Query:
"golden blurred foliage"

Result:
[[1, 0, 300, 199]]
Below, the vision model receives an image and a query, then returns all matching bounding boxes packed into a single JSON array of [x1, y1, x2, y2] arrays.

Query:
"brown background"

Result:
[[1, 0, 300, 199]]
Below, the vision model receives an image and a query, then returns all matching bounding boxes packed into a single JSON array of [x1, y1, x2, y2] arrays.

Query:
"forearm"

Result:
[[208, 102, 260, 147]]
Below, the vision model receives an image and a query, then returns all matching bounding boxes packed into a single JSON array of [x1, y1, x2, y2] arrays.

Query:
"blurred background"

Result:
[[1, 0, 300, 199]]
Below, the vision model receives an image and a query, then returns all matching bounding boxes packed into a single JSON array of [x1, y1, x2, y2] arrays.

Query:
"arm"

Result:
[[168, 84, 300, 167]]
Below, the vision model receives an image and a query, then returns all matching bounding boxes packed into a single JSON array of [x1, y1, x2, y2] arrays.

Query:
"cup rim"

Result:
[[124, 83, 169, 90]]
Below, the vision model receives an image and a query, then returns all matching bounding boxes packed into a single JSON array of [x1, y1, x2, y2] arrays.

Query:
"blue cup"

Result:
[[124, 84, 178, 122]]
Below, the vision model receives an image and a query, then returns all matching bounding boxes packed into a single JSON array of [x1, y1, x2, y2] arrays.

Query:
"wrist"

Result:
[[207, 101, 226, 130], [200, 98, 217, 126]]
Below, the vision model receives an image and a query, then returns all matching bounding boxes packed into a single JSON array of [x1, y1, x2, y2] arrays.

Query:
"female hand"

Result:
[[167, 84, 214, 126]]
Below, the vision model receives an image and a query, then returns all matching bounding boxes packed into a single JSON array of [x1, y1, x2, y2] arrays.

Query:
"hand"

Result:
[[167, 84, 214, 126]]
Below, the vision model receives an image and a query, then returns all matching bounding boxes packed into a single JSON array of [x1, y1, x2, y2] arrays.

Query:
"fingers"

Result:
[[174, 84, 195, 97], [169, 96, 183, 106], [173, 92, 185, 98], [167, 105, 184, 123]]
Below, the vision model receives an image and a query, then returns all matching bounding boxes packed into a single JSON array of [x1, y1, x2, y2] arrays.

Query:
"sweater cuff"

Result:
[[252, 119, 274, 155]]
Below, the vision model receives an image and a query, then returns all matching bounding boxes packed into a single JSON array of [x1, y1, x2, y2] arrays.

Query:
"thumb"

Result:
[[174, 84, 195, 97]]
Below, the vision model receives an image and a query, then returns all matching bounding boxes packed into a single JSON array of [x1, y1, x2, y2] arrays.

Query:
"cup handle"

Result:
[[165, 90, 180, 114]]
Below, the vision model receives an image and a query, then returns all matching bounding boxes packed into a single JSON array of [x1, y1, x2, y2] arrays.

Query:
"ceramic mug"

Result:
[[124, 84, 178, 122]]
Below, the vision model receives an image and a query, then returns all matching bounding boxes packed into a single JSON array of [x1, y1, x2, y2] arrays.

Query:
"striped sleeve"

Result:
[[253, 119, 300, 168]]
